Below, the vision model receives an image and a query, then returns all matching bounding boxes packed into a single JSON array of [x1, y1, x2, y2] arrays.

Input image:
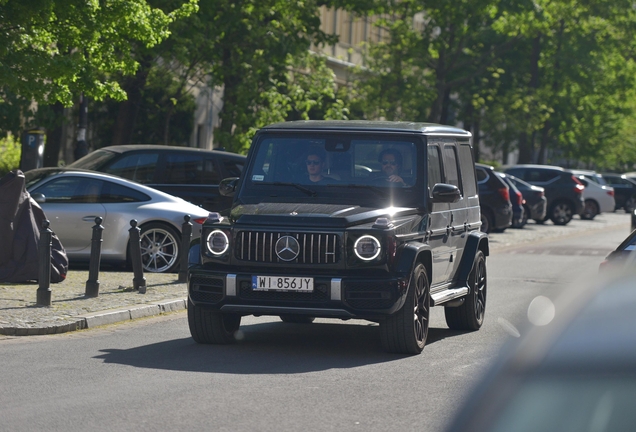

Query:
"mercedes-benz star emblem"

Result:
[[275, 236, 300, 261]]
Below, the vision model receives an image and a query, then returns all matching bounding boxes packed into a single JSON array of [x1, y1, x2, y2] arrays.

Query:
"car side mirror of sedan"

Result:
[[31, 192, 46, 203], [219, 177, 239, 197], [431, 183, 461, 203]]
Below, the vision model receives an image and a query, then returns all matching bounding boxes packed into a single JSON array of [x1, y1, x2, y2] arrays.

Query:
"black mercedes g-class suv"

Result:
[[188, 121, 489, 354]]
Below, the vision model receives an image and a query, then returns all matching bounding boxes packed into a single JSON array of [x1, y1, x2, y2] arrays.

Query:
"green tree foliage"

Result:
[[0, 0, 198, 106], [0, 134, 21, 176], [354, 0, 636, 169]]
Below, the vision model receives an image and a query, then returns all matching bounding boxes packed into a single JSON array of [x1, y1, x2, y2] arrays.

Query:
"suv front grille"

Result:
[[235, 231, 340, 264]]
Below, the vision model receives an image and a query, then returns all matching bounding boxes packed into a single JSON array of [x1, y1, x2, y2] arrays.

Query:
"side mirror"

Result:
[[219, 177, 239, 197], [31, 192, 46, 203], [431, 183, 461, 203]]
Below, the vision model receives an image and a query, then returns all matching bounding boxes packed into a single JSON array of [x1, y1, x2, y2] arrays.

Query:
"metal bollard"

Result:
[[37, 219, 52, 306], [85, 217, 104, 297], [178, 214, 192, 282], [129, 219, 147, 294]]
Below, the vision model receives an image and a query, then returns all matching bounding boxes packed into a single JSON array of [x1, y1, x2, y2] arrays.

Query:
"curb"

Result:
[[0, 298, 187, 336]]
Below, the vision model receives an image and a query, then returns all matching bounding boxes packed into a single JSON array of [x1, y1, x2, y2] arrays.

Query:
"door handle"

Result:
[[82, 216, 100, 222]]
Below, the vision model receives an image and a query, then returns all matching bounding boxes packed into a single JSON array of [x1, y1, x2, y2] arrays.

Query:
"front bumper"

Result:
[[188, 266, 409, 319]]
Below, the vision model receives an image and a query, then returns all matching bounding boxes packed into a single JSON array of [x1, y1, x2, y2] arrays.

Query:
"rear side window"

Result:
[[526, 169, 560, 183], [101, 181, 150, 203], [164, 153, 220, 185], [443, 145, 461, 191], [428, 146, 442, 190], [459, 144, 477, 197], [104, 153, 158, 184], [223, 159, 244, 177]]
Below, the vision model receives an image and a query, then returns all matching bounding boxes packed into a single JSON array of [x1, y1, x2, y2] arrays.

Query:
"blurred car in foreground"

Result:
[[506, 174, 547, 224], [445, 271, 636, 432], [496, 172, 525, 228], [67, 145, 246, 213], [25, 168, 210, 273], [599, 229, 636, 272], [601, 173, 636, 212], [475, 163, 513, 233]]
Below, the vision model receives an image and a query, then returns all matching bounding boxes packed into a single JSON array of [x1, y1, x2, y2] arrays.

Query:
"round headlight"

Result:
[[354, 235, 381, 261], [207, 230, 229, 255]]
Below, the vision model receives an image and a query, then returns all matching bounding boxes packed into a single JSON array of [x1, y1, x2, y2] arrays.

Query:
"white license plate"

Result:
[[252, 276, 314, 292]]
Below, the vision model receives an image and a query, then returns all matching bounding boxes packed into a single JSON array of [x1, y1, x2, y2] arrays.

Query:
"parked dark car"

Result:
[[444, 271, 636, 432], [504, 164, 585, 225], [67, 145, 246, 213], [475, 163, 512, 233], [505, 174, 547, 224], [601, 173, 636, 212], [188, 120, 489, 355], [496, 172, 524, 228]]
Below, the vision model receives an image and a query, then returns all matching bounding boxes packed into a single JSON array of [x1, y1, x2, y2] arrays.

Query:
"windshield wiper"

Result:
[[260, 181, 317, 197]]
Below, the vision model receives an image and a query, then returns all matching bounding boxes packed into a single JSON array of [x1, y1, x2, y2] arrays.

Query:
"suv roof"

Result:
[[261, 120, 472, 136]]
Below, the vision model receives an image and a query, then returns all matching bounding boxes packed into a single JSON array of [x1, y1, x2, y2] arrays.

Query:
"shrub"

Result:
[[0, 135, 21, 177]]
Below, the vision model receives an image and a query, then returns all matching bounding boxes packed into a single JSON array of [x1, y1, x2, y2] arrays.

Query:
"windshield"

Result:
[[67, 149, 117, 169], [241, 133, 420, 205]]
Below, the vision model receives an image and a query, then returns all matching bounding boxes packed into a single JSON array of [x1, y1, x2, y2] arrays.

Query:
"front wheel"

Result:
[[380, 263, 430, 354], [445, 250, 487, 331], [549, 201, 574, 225], [188, 298, 241, 344]]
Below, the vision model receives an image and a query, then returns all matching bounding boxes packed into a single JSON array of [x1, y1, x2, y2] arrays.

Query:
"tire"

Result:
[[549, 201, 574, 225], [581, 199, 599, 220], [445, 250, 487, 331], [188, 298, 241, 344], [480, 209, 493, 234], [280, 315, 315, 324], [380, 263, 430, 354], [138, 222, 181, 273], [521, 205, 530, 227], [624, 197, 635, 213]]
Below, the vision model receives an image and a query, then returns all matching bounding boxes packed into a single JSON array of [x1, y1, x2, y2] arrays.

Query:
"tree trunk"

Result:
[[111, 58, 153, 146], [43, 102, 64, 167], [517, 133, 533, 163], [473, 118, 481, 163], [215, 48, 240, 150]]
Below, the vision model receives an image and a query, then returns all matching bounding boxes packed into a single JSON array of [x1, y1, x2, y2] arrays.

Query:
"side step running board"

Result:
[[431, 286, 469, 306]]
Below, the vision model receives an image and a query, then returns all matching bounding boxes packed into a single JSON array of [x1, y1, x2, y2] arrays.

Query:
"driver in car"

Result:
[[376, 148, 405, 185]]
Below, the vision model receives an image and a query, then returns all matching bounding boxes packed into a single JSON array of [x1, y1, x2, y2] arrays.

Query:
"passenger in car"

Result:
[[304, 148, 337, 184]]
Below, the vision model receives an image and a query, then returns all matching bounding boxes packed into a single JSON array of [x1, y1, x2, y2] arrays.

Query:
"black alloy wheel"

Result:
[[445, 250, 487, 330], [380, 263, 430, 354]]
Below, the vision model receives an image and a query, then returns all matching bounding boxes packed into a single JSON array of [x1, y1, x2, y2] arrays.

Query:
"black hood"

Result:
[[230, 202, 418, 228]]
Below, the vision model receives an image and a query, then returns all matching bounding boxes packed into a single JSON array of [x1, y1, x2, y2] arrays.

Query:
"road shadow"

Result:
[[95, 321, 463, 374]]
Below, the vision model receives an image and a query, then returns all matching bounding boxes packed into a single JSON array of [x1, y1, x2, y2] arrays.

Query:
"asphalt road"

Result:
[[0, 216, 630, 432]]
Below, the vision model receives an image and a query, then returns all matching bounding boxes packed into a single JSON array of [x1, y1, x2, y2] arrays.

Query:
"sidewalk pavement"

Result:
[[1, 213, 630, 337], [0, 270, 187, 336]]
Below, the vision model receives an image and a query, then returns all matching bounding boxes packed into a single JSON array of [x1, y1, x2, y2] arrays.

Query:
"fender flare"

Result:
[[456, 231, 489, 285], [395, 242, 433, 282]]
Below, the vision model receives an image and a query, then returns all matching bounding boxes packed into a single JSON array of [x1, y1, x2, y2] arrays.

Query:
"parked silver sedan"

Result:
[[25, 168, 210, 273]]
